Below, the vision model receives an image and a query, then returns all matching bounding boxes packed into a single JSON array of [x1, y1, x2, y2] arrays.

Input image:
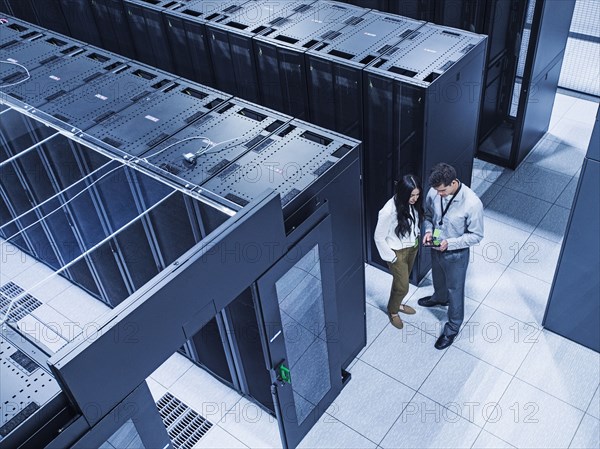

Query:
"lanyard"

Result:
[[439, 182, 461, 226]]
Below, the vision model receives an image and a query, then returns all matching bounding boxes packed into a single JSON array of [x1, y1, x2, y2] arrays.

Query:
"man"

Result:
[[418, 163, 484, 349]]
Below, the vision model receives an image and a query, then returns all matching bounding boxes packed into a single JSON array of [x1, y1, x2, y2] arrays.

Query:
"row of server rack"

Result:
[[1, 0, 488, 278], [0, 15, 364, 448]]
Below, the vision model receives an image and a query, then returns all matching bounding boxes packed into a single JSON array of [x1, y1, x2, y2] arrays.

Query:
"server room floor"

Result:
[[1, 92, 598, 449]]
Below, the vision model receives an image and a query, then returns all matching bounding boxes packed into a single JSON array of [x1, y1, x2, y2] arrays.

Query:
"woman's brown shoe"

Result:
[[388, 313, 404, 329], [398, 304, 416, 315]]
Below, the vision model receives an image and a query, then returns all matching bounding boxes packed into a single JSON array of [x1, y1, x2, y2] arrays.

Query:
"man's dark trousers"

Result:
[[430, 248, 470, 337]]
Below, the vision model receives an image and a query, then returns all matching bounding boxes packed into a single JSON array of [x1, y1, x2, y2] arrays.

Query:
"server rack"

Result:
[[2, 0, 37, 25], [25, 0, 71, 36], [305, 10, 425, 138], [57, 0, 103, 47], [253, 0, 369, 119], [89, 0, 138, 58], [202, 118, 365, 369], [85, 78, 230, 157], [363, 23, 486, 279], [123, 0, 193, 73], [203, 0, 314, 103], [544, 112, 600, 352]]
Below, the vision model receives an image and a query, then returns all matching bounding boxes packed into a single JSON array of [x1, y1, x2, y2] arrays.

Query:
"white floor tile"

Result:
[[556, 176, 579, 209], [298, 412, 378, 449], [360, 324, 444, 391], [16, 314, 68, 354], [471, 430, 515, 448], [365, 264, 392, 310], [516, 330, 600, 411], [195, 425, 249, 449], [403, 295, 480, 338], [533, 204, 571, 243], [563, 99, 599, 126], [549, 118, 596, 150], [464, 252, 508, 302], [379, 393, 481, 449], [419, 347, 512, 427], [217, 397, 281, 449], [484, 378, 584, 449], [358, 303, 391, 358], [151, 352, 195, 389], [472, 160, 511, 185], [549, 94, 579, 127], [144, 378, 167, 402], [47, 285, 110, 327], [30, 303, 79, 341], [470, 177, 502, 207], [473, 216, 532, 267], [486, 188, 553, 233], [587, 387, 600, 419], [570, 414, 600, 449], [509, 234, 561, 284], [503, 162, 573, 203], [526, 136, 586, 177], [169, 365, 242, 425], [456, 304, 540, 375], [326, 360, 415, 443], [483, 267, 551, 325]]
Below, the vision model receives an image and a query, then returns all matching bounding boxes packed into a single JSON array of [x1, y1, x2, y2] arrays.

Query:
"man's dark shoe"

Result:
[[434, 334, 456, 350], [417, 296, 449, 307]]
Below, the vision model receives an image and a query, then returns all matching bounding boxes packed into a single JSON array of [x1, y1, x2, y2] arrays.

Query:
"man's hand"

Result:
[[437, 239, 449, 252]]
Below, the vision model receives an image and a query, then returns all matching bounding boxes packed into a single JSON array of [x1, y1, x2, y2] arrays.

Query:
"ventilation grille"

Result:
[[0, 282, 42, 322], [156, 393, 213, 449]]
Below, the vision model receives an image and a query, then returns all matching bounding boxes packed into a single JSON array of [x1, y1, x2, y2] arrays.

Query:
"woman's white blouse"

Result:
[[374, 198, 420, 262]]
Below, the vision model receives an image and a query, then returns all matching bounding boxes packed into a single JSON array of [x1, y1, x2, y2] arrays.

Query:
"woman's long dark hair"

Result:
[[394, 174, 423, 238]]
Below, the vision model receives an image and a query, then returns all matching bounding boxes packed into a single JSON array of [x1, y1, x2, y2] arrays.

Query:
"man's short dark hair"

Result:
[[429, 163, 457, 187]]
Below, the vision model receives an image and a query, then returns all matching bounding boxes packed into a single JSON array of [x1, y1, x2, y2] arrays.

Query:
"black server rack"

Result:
[[202, 118, 365, 368], [253, 0, 369, 120], [89, 0, 138, 58], [36, 62, 177, 132], [28, 0, 71, 36], [388, 0, 436, 20], [1, 47, 125, 107], [0, 1, 10, 14], [305, 10, 424, 138], [3, 0, 37, 25], [203, 0, 314, 103], [123, 0, 193, 73], [57, 0, 103, 47], [161, 0, 223, 86], [84, 79, 230, 157], [363, 23, 486, 279], [544, 112, 600, 352]]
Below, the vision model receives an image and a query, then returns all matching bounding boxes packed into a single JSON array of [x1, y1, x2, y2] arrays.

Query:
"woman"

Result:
[[374, 175, 423, 329]]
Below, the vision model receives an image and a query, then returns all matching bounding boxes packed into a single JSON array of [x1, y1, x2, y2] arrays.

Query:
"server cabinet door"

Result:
[[255, 215, 342, 449]]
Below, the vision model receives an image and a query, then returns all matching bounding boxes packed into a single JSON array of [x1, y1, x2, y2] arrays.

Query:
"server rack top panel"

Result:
[[201, 0, 316, 35], [365, 23, 486, 85], [37, 61, 178, 133], [306, 10, 425, 66], [0, 47, 126, 108], [0, 16, 44, 44], [167, 0, 254, 24], [202, 119, 360, 208], [85, 79, 230, 157], [143, 98, 292, 188], [254, 0, 369, 50], [0, 31, 85, 85]]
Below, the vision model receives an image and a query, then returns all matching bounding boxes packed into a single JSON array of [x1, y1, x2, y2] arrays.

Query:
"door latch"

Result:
[[276, 362, 291, 385]]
